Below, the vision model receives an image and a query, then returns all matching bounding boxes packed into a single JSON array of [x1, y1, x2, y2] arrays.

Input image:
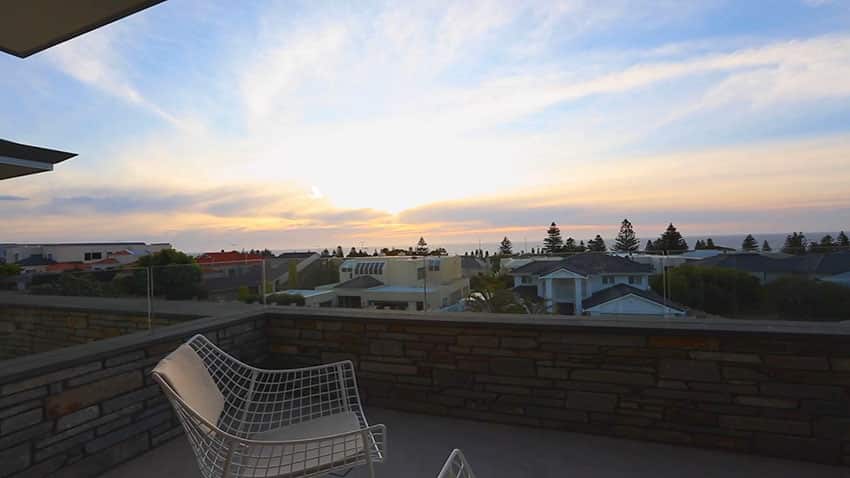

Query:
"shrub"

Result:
[[764, 277, 850, 321], [270, 293, 306, 306], [650, 265, 762, 316]]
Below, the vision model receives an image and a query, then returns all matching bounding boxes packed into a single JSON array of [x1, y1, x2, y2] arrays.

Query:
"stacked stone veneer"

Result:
[[0, 313, 266, 478], [0, 305, 196, 360], [266, 312, 850, 466]]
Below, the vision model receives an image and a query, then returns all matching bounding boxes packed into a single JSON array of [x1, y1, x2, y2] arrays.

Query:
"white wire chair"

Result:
[[437, 449, 477, 478], [152, 334, 386, 478]]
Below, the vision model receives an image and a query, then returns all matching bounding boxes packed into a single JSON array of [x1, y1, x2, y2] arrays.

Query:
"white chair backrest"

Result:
[[437, 449, 477, 478], [152, 343, 225, 425]]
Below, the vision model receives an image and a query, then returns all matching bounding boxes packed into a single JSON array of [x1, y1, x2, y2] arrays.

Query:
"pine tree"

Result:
[[335, 246, 344, 257], [564, 237, 578, 253], [762, 240, 772, 252], [782, 232, 807, 255], [811, 235, 836, 253], [705, 238, 716, 249], [321, 248, 330, 257], [838, 231, 850, 248], [415, 237, 429, 255], [543, 222, 564, 253], [655, 223, 688, 253], [348, 247, 358, 257], [588, 234, 608, 252], [499, 237, 513, 256], [614, 219, 639, 253], [645, 240, 655, 252], [741, 234, 759, 252]]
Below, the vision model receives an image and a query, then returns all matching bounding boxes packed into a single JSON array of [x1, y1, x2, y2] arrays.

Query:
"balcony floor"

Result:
[[101, 407, 848, 478]]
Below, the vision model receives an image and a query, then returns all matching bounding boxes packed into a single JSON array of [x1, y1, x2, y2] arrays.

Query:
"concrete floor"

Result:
[[102, 408, 850, 478]]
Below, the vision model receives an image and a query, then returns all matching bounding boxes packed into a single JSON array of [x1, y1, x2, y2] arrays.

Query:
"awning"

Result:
[[0, 139, 76, 180], [0, 0, 166, 58]]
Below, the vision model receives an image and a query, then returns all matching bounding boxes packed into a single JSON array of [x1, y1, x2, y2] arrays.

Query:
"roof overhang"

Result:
[[540, 268, 586, 280], [0, 0, 166, 58], [585, 293, 686, 313], [0, 139, 76, 180]]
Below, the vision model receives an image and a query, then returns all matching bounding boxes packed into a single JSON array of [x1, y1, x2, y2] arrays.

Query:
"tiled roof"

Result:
[[196, 252, 265, 264], [334, 276, 384, 289], [583, 284, 686, 312], [511, 254, 652, 276]]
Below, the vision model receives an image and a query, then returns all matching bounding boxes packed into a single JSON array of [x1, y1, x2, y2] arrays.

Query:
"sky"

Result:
[[2, 0, 850, 252]]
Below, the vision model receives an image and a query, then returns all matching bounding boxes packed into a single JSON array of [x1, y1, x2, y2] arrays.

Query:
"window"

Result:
[[84, 252, 91, 261], [92, 252, 102, 260], [521, 275, 533, 284], [416, 301, 424, 311], [417, 267, 425, 280], [602, 276, 614, 285], [629, 276, 643, 285]]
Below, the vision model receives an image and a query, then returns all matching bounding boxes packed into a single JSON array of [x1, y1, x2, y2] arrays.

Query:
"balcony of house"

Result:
[[2, 295, 850, 477]]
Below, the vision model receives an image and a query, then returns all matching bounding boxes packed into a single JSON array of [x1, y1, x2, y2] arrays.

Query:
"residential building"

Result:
[[280, 255, 469, 311], [508, 254, 686, 316], [3, 242, 171, 265]]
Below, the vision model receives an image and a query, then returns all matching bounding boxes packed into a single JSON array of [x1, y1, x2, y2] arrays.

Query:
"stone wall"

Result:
[[0, 304, 197, 360], [0, 311, 267, 478], [266, 310, 850, 466]]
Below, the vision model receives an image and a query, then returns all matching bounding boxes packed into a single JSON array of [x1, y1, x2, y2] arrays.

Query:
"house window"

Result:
[[417, 267, 425, 280], [416, 301, 424, 311], [521, 275, 533, 284], [428, 260, 440, 272], [84, 253, 91, 261], [629, 276, 643, 285], [92, 252, 102, 260], [602, 276, 614, 285]]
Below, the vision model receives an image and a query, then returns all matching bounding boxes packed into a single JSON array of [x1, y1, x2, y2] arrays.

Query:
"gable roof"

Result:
[[334, 275, 384, 289], [696, 252, 850, 276], [511, 254, 652, 276], [583, 284, 686, 312]]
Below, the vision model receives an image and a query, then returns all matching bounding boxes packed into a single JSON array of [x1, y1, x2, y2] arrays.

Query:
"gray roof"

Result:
[[16, 254, 55, 266], [334, 276, 384, 289], [461, 256, 487, 269], [277, 252, 317, 260], [696, 252, 850, 275], [511, 254, 652, 277], [583, 284, 686, 312]]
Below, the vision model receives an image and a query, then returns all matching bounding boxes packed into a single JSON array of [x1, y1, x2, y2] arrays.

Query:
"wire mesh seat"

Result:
[[437, 449, 477, 478], [152, 334, 386, 478]]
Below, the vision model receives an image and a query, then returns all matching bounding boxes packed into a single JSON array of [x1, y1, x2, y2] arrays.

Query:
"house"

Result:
[[508, 254, 686, 316], [4, 242, 171, 265], [460, 255, 489, 277], [279, 255, 469, 311], [694, 252, 850, 284]]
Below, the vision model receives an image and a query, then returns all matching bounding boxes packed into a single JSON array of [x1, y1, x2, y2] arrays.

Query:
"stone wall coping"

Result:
[[0, 309, 262, 386], [266, 306, 850, 337]]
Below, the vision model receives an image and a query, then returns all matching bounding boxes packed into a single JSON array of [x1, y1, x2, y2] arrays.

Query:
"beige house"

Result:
[[280, 256, 469, 311]]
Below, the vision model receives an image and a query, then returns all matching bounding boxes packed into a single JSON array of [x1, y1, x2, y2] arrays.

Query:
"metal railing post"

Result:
[[146, 266, 153, 330]]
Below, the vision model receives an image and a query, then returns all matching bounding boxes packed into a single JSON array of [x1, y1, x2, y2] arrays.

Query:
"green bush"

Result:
[[270, 293, 306, 306], [138, 249, 206, 300], [764, 277, 850, 321], [237, 286, 258, 303], [650, 265, 762, 316], [0, 263, 21, 277]]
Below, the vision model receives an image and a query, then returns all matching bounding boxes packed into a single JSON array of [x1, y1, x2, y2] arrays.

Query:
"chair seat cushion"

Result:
[[234, 412, 367, 477]]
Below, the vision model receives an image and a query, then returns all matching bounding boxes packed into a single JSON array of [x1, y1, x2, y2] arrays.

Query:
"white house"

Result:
[[508, 254, 686, 316]]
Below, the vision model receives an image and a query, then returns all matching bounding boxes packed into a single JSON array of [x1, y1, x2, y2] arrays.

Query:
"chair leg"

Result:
[[362, 430, 376, 478]]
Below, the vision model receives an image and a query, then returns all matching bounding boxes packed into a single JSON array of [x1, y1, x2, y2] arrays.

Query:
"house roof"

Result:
[[277, 252, 317, 260], [511, 254, 652, 277], [583, 284, 686, 312], [696, 252, 850, 276], [45, 262, 90, 272], [461, 256, 487, 269], [196, 251, 265, 264], [0, 1, 165, 58], [334, 276, 384, 289], [0, 139, 76, 180]]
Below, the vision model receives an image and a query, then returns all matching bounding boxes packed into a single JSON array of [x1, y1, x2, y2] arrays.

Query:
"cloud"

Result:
[[0, 195, 27, 201]]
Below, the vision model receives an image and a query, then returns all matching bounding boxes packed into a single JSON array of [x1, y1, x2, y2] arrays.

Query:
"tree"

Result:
[[838, 231, 849, 249], [335, 246, 345, 257], [543, 222, 564, 254], [321, 248, 330, 257], [645, 240, 655, 252], [694, 240, 705, 250], [741, 234, 759, 252], [467, 275, 526, 314], [429, 247, 448, 256], [781, 232, 807, 255], [654, 223, 688, 253], [415, 237, 429, 255], [762, 240, 772, 252], [564, 237, 578, 253], [810, 235, 837, 254], [587, 234, 608, 252], [705, 238, 716, 249], [499, 236, 513, 256], [0, 263, 21, 277], [614, 219, 639, 253], [348, 247, 358, 257], [136, 249, 205, 300], [287, 260, 298, 289], [649, 265, 762, 316]]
